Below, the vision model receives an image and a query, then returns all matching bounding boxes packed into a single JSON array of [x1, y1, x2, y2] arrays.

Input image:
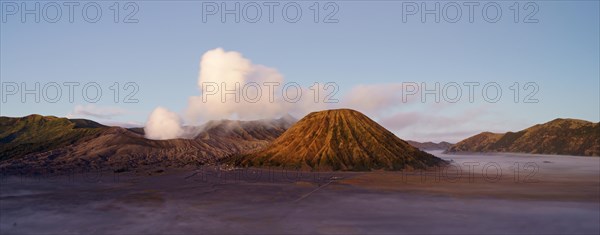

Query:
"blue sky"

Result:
[[1, 0, 599, 142]]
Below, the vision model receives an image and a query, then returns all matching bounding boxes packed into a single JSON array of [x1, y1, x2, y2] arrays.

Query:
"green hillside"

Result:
[[0, 115, 106, 160]]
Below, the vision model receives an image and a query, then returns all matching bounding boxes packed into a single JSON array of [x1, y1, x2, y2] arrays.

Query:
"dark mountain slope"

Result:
[[0, 115, 106, 161], [406, 141, 453, 151], [447, 119, 599, 156], [0, 115, 296, 173]]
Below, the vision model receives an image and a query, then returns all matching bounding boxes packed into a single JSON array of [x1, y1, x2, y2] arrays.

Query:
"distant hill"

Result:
[[0, 115, 296, 174], [446, 118, 600, 156], [406, 140, 453, 151], [0, 115, 107, 161], [233, 109, 445, 171]]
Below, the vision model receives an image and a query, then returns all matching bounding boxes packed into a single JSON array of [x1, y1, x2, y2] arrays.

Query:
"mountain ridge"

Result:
[[0, 115, 106, 161], [0, 115, 296, 173], [446, 118, 599, 156], [406, 140, 453, 151]]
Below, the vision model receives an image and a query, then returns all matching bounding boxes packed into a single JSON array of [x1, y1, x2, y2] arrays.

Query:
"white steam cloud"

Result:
[[142, 48, 497, 142], [186, 48, 302, 122], [144, 107, 184, 140], [144, 48, 323, 140]]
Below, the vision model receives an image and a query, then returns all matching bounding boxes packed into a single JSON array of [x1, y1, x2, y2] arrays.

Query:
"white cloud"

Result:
[[338, 83, 408, 117], [98, 120, 144, 128], [144, 48, 329, 139], [144, 107, 184, 140], [142, 48, 509, 142], [185, 48, 324, 124], [67, 104, 129, 119]]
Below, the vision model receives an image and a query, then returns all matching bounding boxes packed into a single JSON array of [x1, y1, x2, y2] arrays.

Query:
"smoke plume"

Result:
[[144, 48, 323, 139], [144, 107, 184, 140]]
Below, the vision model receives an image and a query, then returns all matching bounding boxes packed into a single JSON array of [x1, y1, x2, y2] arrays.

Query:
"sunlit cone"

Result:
[[235, 109, 446, 171]]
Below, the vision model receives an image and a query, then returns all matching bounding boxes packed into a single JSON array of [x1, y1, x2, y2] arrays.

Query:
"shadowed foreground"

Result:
[[1, 151, 598, 234]]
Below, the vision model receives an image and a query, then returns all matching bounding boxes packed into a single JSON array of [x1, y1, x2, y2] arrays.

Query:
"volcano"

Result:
[[235, 109, 445, 171], [0, 115, 296, 174]]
